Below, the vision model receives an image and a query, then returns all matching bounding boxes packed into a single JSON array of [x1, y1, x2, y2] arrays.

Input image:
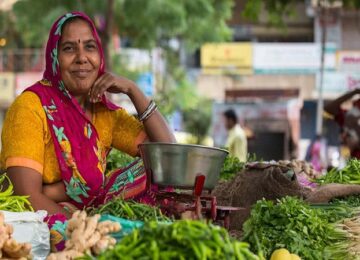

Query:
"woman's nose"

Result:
[[75, 48, 87, 64]]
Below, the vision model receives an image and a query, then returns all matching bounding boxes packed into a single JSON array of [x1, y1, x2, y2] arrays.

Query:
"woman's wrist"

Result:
[[127, 82, 149, 104], [125, 81, 153, 116], [126, 81, 141, 98]]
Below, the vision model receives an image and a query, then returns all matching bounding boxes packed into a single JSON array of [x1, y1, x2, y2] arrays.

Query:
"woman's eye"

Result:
[[63, 46, 73, 51], [86, 44, 97, 50]]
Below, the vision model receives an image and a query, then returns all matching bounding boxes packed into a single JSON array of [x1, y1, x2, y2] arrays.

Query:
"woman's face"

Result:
[[58, 19, 100, 96]]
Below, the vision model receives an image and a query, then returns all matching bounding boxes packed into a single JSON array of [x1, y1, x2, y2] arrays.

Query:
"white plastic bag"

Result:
[[2, 210, 50, 260]]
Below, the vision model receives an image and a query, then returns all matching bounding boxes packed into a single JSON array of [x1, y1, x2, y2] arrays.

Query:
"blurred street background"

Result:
[[0, 0, 360, 169]]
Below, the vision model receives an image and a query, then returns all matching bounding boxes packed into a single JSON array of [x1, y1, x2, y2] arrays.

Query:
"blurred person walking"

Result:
[[223, 109, 247, 162], [305, 135, 327, 172], [325, 89, 360, 159]]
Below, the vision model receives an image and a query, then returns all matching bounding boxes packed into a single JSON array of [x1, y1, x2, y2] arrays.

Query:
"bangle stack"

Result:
[[138, 100, 158, 122]]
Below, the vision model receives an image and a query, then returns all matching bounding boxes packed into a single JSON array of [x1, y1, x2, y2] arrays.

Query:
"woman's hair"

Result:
[[223, 109, 238, 123]]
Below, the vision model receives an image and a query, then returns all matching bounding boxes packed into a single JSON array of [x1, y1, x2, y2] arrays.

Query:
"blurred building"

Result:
[[187, 0, 360, 160]]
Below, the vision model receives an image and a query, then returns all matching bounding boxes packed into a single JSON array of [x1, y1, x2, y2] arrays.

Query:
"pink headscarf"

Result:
[[43, 11, 105, 89], [27, 12, 118, 207]]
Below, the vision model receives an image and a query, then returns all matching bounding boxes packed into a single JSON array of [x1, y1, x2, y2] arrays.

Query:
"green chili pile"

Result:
[[88, 198, 170, 222], [0, 174, 33, 212], [316, 159, 360, 184], [94, 220, 261, 260], [242, 196, 349, 260]]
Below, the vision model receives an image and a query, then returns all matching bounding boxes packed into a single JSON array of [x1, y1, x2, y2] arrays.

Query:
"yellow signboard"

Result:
[[201, 43, 253, 73], [0, 72, 15, 106]]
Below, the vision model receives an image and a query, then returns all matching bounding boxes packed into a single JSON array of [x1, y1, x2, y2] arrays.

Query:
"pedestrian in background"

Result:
[[223, 109, 248, 162], [305, 135, 327, 172]]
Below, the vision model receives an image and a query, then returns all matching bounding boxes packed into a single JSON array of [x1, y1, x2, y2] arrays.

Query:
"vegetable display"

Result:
[[270, 248, 301, 260], [310, 202, 360, 223], [242, 196, 349, 260], [0, 174, 33, 212], [278, 160, 319, 179], [316, 159, 360, 184], [47, 211, 121, 260], [105, 149, 134, 173], [331, 195, 360, 207], [220, 155, 245, 180], [88, 198, 170, 222], [0, 212, 32, 259], [92, 220, 261, 260], [334, 215, 360, 258]]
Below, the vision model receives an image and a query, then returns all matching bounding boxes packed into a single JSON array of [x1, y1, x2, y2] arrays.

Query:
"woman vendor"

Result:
[[325, 89, 360, 159], [0, 12, 175, 218]]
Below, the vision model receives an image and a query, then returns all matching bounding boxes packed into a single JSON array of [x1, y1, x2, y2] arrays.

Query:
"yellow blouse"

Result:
[[0, 91, 146, 184]]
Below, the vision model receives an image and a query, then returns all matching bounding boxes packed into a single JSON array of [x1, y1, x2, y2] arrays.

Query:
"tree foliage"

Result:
[[12, 1, 81, 48], [183, 99, 212, 144], [11, 0, 233, 51], [0, 11, 21, 48], [118, 0, 233, 50], [243, 0, 360, 26]]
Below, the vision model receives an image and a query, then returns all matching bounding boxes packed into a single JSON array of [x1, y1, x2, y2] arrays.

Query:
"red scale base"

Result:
[[154, 175, 241, 229]]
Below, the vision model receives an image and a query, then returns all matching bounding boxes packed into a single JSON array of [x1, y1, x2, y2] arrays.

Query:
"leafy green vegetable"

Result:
[[220, 155, 245, 180], [0, 174, 33, 212], [242, 197, 349, 260], [87, 198, 170, 222], [105, 149, 134, 173], [310, 202, 360, 223], [331, 195, 360, 207], [316, 159, 360, 184], [92, 220, 262, 260], [220, 154, 259, 180]]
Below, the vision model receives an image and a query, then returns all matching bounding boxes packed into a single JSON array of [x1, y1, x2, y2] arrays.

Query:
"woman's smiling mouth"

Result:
[[71, 69, 92, 78]]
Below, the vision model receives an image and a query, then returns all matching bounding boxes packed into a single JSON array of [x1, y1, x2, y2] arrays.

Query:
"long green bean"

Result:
[[87, 198, 170, 222]]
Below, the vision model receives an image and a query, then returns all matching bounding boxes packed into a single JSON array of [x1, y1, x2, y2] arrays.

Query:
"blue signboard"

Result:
[[136, 72, 154, 97]]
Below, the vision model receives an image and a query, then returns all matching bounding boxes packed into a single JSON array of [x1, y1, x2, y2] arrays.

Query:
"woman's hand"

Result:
[[89, 72, 136, 102], [43, 181, 70, 202], [90, 72, 176, 143]]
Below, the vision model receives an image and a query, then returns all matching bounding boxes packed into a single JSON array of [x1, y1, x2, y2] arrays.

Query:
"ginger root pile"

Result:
[[47, 211, 121, 260], [278, 159, 319, 179], [0, 212, 32, 260]]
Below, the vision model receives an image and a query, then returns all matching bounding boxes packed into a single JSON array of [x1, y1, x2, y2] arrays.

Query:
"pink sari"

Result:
[[26, 12, 151, 251]]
